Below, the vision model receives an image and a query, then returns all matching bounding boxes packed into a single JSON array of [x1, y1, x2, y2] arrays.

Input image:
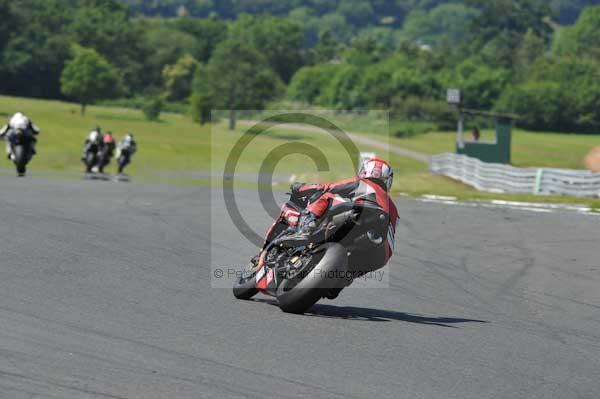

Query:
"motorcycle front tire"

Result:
[[276, 243, 348, 314], [13, 145, 27, 176]]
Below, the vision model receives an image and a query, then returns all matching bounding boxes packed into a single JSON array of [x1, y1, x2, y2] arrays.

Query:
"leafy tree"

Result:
[[337, 0, 375, 27], [1, 0, 74, 98], [163, 54, 199, 101], [191, 38, 283, 129], [465, 0, 553, 48], [553, 5, 600, 60], [0, 0, 12, 51], [399, 4, 480, 45], [68, 1, 148, 94], [172, 17, 228, 62], [514, 29, 545, 80], [142, 97, 163, 121], [497, 56, 600, 132], [287, 64, 341, 104], [439, 59, 510, 109], [190, 64, 214, 124], [317, 64, 363, 109], [311, 30, 342, 63], [141, 22, 200, 88], [230, 15, 305, 83], [60, 45, 122, 114]]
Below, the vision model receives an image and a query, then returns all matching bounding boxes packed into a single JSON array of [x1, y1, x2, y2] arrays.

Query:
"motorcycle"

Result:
[[82, 142, 101, 174], [7, 129, 34, 177], [97, 145, 113, 173], [233, 192, 391, 313], [117, 147, 132, 174]]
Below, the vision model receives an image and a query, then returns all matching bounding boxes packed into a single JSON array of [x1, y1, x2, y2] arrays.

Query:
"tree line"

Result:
[[1, 0, 600, 133]]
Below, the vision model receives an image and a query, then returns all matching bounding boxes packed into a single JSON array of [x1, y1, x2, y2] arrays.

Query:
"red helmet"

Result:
[[358, 157, 394, 191]]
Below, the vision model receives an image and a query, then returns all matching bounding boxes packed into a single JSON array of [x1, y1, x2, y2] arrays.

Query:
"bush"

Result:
[[287, 64, 342, 104], [142, 97, 163, 121]]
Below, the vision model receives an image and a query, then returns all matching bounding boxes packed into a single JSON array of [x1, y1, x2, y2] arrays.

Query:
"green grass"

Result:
[[0, 95, 208, 175], [1, 95, 598, 207]]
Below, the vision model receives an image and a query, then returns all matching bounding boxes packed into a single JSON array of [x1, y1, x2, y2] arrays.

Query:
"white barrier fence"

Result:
[[430, 153, 600, 198]]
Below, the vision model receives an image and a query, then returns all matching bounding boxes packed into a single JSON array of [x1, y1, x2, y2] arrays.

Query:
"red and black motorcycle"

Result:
[[233, 190, 392, 313]]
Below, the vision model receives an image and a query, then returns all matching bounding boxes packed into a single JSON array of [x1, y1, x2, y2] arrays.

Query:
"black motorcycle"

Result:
[[82, 142, 101, 174], [97, 145, 113, 173], [117, 148, 132, 174], [233, 194, 391, 313], [8, 129, 34, 176]]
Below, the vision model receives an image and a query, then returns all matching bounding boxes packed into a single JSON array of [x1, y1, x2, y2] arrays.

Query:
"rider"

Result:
[[103, 131, 115, 153], [116, 133, 137, 174], [81, 127, 103, 161], [264, 157, 398, 286], [0, 112, 40, 160], [99, 130, 116, 172]]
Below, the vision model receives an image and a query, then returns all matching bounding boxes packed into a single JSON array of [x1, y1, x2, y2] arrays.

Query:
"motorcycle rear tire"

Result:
[[276, 243, 348, 314]]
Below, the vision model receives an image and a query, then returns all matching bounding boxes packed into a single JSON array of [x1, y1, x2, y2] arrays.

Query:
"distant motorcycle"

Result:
[[116, 134, 136, 174], [7, 129, 35, 177], [82, 141, 101, 174], [97, 144, 113, 173]]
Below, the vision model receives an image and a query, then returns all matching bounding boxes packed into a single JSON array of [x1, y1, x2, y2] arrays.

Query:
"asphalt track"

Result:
[[0, 175, 599, 398]]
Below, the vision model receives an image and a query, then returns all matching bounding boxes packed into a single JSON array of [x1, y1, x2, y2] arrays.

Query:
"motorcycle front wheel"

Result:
[[232, 263, 259, 300], [276, 243, 348, 314], [13, 145, 27, 176]]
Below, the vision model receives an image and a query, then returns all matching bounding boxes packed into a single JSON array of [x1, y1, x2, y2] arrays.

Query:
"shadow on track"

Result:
[[308, 304, 488, 327], [253, 299, 488, 327]]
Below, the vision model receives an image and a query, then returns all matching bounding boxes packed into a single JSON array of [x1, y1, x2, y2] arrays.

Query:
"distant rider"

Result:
[[116, 133, 137, 174], [98, 131, 116, 173], [81, 127, 103, 161], [0, 112, 40, 160]]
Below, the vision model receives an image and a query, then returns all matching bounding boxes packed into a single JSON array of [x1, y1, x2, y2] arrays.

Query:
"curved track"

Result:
[[0, 175, 598, 398]]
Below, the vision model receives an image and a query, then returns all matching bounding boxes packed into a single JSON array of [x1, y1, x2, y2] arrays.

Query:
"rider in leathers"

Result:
[[261, 158, 398, 296], [0, 112, 40, 160]]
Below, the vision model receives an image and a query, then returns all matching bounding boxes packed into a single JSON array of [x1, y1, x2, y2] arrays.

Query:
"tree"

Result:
[[0, 0, 11, 51], [496, 56, 600, 132], [172, 17, 228, 62], [514, 29, 545, 80], [163, 54, 199, 101], [68, 1, 148, 94], [230, 15, 305, 83], [1, 0, 74, 98], [60, 45, 122, 115], [399, 4, 480, 46], [191, 38, 283, 129], [337, 0, 375, 27], [439, 59, 510, 109], [553, 5, 600, 60]]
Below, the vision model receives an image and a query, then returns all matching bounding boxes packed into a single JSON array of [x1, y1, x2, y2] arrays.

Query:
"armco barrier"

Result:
[[430, 153, 600, 198]]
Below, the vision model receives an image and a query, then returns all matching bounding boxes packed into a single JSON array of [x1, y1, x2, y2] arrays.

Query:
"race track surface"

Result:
[[0, 175, 599, 398]]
